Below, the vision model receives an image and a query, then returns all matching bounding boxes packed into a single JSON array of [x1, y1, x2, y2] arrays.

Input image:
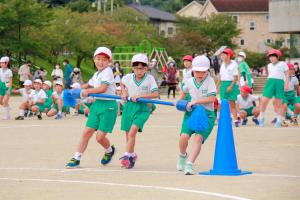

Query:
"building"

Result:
[[128, 4, 176, 38], [177, 0, 289, 53], [176, 0, 205, 18], [269, 0, 300, 58]]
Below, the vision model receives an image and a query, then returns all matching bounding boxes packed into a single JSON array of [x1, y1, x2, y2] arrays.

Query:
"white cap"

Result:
[[238, 52, 246, 58], [43, 80, 52, 88], [34, 79, 43, 84], [55, 80, 64, 87], [116, 86, 121, 90], [70, 82, 81, 89], [192, 55, 210, 72], [131, 54, 148, 65], [73, 67, 80, 72], [23, 80, 32, 86], [168, 56, 173, 61], [93, 47, 112, 60], [151, 58, 157, 62], [0, 56, 9, 63]]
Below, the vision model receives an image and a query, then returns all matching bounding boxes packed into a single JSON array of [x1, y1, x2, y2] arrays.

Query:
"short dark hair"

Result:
[[294, 62, 299, 65], [26, 60, 32, 64], [63, 59, 69, 64]]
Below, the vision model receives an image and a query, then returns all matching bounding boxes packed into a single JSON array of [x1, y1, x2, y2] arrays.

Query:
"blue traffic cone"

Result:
[[199, 100, 252, 176]]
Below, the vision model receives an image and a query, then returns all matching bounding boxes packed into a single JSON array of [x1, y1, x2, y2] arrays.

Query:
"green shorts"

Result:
[[36, 103, 47, 112], [53, 104, 68, 112], [283, 91, 298, 105], [241, 106, 254, 116], [86, 99, 118, 133], [78, 103, 92, 114], [180, 109, 216, 143], [263, 78, 284, 99], [0, 81, 12, 96], [121, 101, 151, 132], [220, 81, 239, 101], [44, 98, 53, 110]]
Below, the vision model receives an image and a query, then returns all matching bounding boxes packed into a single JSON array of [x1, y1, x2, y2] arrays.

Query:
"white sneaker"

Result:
[[184, 163, 195, 175]]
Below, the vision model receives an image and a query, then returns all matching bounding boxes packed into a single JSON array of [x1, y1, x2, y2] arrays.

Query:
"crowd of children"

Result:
[[0, 46, 299, 175]]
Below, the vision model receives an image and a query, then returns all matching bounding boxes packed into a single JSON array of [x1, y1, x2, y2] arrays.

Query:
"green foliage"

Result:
[[244, 50, 267, 68]]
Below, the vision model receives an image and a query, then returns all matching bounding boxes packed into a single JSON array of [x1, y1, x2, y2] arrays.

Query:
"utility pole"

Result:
[[97, 0, 101, 15], [110, 0, 114, 16], [104, 0, 107, 15]]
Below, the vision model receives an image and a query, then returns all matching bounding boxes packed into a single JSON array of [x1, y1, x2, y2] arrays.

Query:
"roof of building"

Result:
[[210, 0, 268, 12], [129, 4, 176, 22]]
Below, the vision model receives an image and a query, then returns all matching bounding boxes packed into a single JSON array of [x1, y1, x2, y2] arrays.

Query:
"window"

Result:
[[249, 21, 255, 30], [240, 39, 245, 46], [232, 15, 239, 23], [286, 39, 290, 44], [266, 39, 272, 44], [160, 30, 166, 37], [168, 27, 173, 35]]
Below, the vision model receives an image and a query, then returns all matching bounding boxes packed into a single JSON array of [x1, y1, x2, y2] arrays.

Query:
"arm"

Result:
[[227, 75, 238, 93], [189, 95, 216, 107], [295, 85, 300, 96], [131, 91, 159, 102], [81, 84, 108, 98], [284, 71, 289, 91]]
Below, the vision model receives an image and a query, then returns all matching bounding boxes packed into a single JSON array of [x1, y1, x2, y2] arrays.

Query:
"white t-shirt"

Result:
[[220, 60, 239, 81], [18, 88, 32, 101], [0, 68, 13, 84], [29, 89, 47, 103], [88, 67, 116, 100], [18, 65, 30, 81], [182, 68, 193, 85], [52, 91, 64, 100], [287, 76, 299, 92], [51, 69, 64, 81], [121, 73, 158, 97], [237, 94, 260, 109], [267, 61, 288, 80], [182, 75, 216, 111]]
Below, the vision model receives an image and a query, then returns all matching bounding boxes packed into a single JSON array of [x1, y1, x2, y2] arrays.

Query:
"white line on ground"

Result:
[[0, 177, 251, 200], [0, 167, 299, 178], [0, 124, 41, 129]]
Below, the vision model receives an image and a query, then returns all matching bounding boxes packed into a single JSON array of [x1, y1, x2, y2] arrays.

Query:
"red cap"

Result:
[[288, 63, 295, 70], [222, 48, 234, 59], [267, 49, 282, 58], [240, 85, 252, 93], [183, 55, 193, 61]]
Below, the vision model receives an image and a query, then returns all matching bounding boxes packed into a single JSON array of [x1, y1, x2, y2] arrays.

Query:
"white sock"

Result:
[[58, 111, 62, 115], [186, 161, 193, 165], [3, 107, 10, 118], [105, 146, 113, 153], [259, 112, 265, 119], [19, 109, 25, 116], [276, 115, 282, 123], [179, 152, 187, 157], [73, 152, 82, 160]]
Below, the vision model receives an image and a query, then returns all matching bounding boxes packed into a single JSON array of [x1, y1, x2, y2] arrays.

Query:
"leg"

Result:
[[187, 134, 203, 163], [47, 108, 57, 117], [252, 107, 260, 118], [229, 100, 238, 120], [177, 134, 190, 171], [96, 130, 115, 165], [126, 125, 139, 153], [2, 94, 10, 119], [239, 110, 247, 120], [96, 131, 110, 149]]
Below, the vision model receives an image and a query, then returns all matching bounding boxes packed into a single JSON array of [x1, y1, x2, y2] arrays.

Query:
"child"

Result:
[[237, 52, 253, 88], [181, 55, 193, 101], [258, 49, 289, 127], [119, 54, 159, 169], [43, 80, 53, 114], [28, 79, 47, 120], [236, 85, 260, 126], [177, 55, 216, 175], [66, 47, 117, 168], [46, 81, 66, 120], [14, 80, 33, 120], [71, 82, 94, 117], [282, 64, 300, 125], [217, 48, 240, 127], [116, 86, 123, 116], [0, 56, 12, 120]]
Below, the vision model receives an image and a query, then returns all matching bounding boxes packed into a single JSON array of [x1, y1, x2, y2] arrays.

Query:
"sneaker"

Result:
[[101, 145, 115, 165], [291, 117, 298, 126], [252, 117, 259, 125], [234, 120, 240, 127], [241, 118, 248, 126], [176, 154, 187, 171], [258, 118, 265, 127], [281, 120, 288, 127], [73, 111, 79, 116], [15, 116, 24, 120], [120, 155, 137, 169], [184, 163, 194, 175], [37, 113, 42, 120], [66, 158, 80, 168], [271, 118, 277, 124], [55, 113, 62, 120]]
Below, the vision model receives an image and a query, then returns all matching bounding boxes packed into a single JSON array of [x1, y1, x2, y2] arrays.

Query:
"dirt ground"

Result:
[[0, 96, 299, 200]]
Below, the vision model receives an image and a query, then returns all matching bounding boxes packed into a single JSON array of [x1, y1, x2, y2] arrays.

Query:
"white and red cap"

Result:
[[23, 80, 32, 86], [131, 54, 148, 65], [238, 52, 246, 58], [43, 80, 52, 88], [55, 80, 64, 87], [192, 55, 210, 72], [70, 82, 81, 89], [0, 56, 9, 63], [34, 79, 43, 84], [93, 47, 112, 60]]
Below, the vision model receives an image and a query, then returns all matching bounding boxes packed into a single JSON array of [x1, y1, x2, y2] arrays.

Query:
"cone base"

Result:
[[199, 169, 252, 176]]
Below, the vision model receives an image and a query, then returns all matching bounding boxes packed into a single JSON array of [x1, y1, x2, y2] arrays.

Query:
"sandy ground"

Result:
[[0, 96, 299, 200]]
